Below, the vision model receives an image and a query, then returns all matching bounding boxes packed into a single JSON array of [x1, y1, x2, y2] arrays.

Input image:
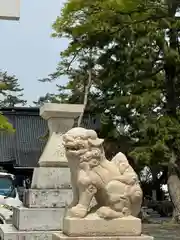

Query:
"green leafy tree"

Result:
[[115, 0, 180, 222], [0, 71, 27, 107], [47, 0, 164, 157], [40, 0, 180, 220]]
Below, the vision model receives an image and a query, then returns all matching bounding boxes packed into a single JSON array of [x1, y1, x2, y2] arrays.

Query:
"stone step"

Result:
[[12, 207, 65, 231], [0, 224, 60, 240], [24, 189, 72, 208], [149, 212, 161, 217], [146, 209, 154, 213], [143, 208, 161, 218], [53, 233, 154, 240]]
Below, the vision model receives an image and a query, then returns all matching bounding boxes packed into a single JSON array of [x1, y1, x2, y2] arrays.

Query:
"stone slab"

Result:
[[63, 214, 142, 237], [12, 207, 64, 231], [40, 103, 84, 120], [53, 233, 154, 240], [31, 167, 71, 189], [0, 224, 60, 240], [24, 189, 72, 208]]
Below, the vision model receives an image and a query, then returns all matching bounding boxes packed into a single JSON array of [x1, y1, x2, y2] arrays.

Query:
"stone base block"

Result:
[[0, 224, 60, 240], [31, 167, 71, 189], [63, 214, 141, 237], [12, 207, 64, 231], [53, 233, 154, 240], [24, 189, 72, 208]]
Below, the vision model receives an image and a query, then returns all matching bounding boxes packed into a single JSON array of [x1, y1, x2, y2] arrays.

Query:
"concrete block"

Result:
[[24, 189, 72, 208], [12, 207, 64, 231], [0, 224, 61, 240], [31, 167, 71, 189], [53, 233, 154, 240], [63, 214, 142, 237]]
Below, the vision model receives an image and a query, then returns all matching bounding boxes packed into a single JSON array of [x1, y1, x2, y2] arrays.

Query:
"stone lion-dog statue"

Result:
[[63, 127, 142, 219]]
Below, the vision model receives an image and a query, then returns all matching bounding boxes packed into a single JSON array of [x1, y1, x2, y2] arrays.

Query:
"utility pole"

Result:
[[0, 0, 20, 21]]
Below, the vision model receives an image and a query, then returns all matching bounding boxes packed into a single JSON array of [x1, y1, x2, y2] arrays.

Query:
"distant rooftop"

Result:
[[0, 107, 40, 115]]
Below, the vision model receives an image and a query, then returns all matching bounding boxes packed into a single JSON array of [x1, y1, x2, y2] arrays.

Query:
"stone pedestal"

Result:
[[53, 215, 154, 240], [0, 103, 83, 240], [63, 215, 142, 236]]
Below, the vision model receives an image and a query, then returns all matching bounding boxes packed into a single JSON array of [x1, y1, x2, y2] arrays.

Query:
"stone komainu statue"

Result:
[[63, 127, 143, 219]]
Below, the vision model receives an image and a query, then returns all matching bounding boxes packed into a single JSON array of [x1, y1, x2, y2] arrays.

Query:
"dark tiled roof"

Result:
[[0, 107, 100, 168]]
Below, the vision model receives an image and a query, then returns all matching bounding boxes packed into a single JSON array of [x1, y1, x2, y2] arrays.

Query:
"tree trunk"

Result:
[[167, 152, 180, 223], [168, 174, 180, 223], [165, 1, 180, 222], [77, 50, 93, 127], [164, 0, 177, 117], [78, 68, 92, 127]]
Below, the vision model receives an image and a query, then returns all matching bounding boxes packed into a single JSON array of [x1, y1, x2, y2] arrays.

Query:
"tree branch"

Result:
[[78, 51, 93, 126]]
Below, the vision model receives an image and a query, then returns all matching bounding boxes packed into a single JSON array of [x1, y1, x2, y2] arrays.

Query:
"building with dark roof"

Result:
[[0, 107, 100, 169]]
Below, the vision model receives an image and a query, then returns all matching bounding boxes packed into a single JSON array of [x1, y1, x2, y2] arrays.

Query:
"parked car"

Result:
[[0, 172, 22, 224]]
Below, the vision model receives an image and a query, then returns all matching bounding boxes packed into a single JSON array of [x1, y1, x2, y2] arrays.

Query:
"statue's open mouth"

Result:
[[66, 146, 80, 151], [64, 143, 87, 156]]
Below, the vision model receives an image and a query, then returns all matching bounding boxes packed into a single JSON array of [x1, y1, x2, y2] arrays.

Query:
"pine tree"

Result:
[[0, 71, 26, 131], [33, 93, 61, 107], [0, 71, 26, 107]]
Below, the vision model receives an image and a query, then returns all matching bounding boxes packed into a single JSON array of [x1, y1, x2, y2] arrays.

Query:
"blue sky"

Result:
[[0, 0, 68, 105]]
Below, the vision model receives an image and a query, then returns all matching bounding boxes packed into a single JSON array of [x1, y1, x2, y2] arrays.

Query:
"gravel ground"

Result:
[[143, 224, 180, 240]]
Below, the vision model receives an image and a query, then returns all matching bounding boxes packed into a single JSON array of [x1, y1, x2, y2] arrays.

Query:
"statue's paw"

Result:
[[68, 200, 78, 208], [97, 206, 123, 219], [122, 207, 131, 216], [69, 204, 88, 218]]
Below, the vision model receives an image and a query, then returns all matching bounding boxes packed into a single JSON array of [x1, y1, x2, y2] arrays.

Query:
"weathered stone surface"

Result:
[[38, 131, 71, 167], [24, 189, 72, 208], [31, 167, 71, 189], [53, 233, 154, 240], [0, 224, 60, 240], [12, 207, 64, 231], [63, 214, 142, 237], [63, 127, 142, 219]]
